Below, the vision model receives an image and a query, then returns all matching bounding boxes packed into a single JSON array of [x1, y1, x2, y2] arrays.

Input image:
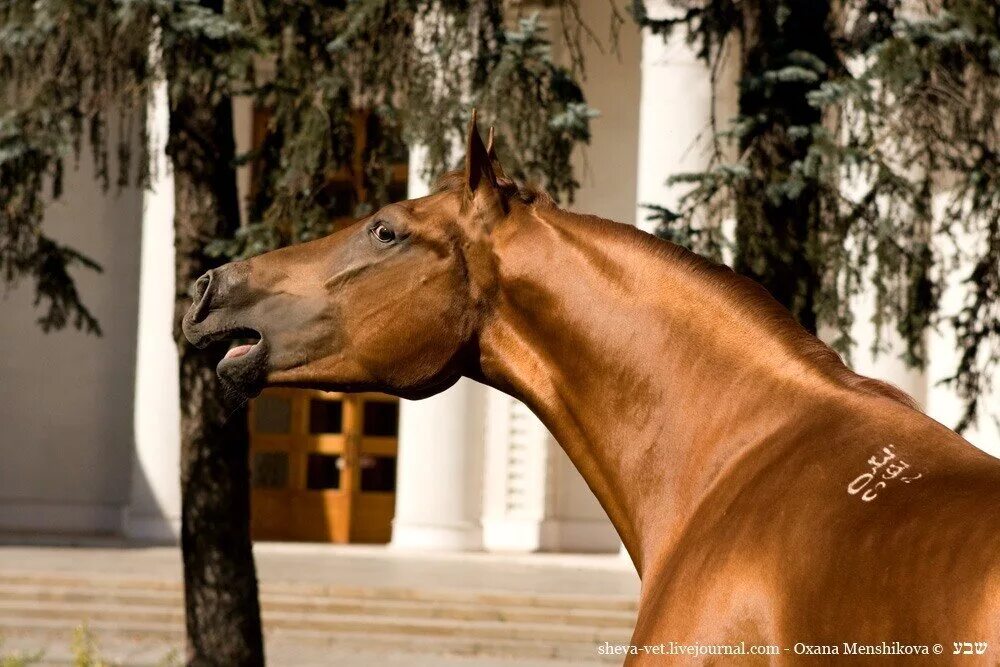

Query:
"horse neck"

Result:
[[475, 205, 842, 574]]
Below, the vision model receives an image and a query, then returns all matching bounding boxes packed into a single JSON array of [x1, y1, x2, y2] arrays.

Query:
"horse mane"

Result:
[[664, 235, 920, 410], [558, 210, 922, 412], [433, 168, 918, 411], [432, 169, 556, 207]]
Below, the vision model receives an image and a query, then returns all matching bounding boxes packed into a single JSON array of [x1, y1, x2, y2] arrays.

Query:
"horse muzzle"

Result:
[[182, 262, 270, 397]]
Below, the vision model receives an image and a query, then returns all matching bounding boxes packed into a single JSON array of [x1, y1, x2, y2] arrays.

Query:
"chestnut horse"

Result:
[[184, 117, 1000, 662]]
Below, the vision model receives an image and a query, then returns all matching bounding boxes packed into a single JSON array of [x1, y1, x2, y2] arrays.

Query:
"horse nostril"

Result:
[[195, 271, 213, 299], [190, 270, 215, 322]]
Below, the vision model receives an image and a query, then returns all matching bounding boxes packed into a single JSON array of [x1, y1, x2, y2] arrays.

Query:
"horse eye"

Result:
[[371, 222, 395, 244]]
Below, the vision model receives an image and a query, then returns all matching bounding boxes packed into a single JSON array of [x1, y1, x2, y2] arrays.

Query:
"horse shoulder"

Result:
[[628, 401, 1000, 659]]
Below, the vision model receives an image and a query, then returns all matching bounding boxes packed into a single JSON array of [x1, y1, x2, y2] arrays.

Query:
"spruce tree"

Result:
[[162, 2, 264, 663], [1, 1, 598, 663], [634, 0, 1000, 431]]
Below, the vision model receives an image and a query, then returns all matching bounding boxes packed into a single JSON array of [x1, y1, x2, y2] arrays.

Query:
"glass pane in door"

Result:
[[309, 400, 343, 434], [306, 453, 342, 490], [362, 401, 398, 437], [359, 455, 396, 492], [252, 451, 289, 488], [254, 395, 292, 433]]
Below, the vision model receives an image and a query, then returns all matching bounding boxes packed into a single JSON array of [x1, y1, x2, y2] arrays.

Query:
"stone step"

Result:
[[0, 599, 630, 645], [0, 616, 621, 664], [0, 571, 637, 613], [0, 583, 636, 628], [0, 569, 633, 664]]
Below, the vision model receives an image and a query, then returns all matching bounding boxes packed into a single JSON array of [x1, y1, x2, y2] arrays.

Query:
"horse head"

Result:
[[182, 113, 513, 400]]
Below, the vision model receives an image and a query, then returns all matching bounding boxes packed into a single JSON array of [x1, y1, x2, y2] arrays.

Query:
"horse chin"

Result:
[[217, 337, 270, 402], [393, 372, 462, 401]]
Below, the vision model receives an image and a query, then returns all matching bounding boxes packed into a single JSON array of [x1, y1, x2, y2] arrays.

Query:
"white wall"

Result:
[[0, 141, 143, 535]]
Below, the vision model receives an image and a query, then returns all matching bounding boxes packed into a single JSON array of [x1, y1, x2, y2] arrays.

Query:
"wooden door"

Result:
[[248, 389, 399, 543], [246, 105, 406, 543]]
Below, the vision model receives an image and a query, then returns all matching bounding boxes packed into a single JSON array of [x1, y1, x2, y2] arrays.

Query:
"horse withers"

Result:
[[183, 115, 1000, 663]]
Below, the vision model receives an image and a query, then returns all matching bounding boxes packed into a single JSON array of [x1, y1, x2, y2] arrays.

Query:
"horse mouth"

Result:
[[219, 329, 263, 364], [202, 327, 270, 397]]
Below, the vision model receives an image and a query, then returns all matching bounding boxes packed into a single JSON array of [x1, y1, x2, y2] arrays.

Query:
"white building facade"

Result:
[[1, 4, 997, 548]]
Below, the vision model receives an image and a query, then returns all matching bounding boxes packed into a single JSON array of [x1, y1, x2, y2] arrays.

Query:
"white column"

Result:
[[481, 394, 559, 552], [634, 6, 731, 234], [390, 148, 486, 550], [551, 446, 622, 553], [830, 138, 927, 400], [392, 378, 486, 550], [123, 77, 181, 542], [840, 277, 928, 404], [925, 199, 1000, 457]]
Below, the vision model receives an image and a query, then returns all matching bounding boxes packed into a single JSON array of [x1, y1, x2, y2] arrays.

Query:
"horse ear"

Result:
[[485, 126, 508, 181], [464, 109, 498, 195]]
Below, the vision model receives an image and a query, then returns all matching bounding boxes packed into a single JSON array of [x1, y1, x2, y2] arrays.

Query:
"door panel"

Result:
[[249, 389, 398, 543]]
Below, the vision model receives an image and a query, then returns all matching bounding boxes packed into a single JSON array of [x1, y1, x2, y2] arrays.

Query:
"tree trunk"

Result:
[[733, 0, 838, 333], [165, 2, 265, 664]]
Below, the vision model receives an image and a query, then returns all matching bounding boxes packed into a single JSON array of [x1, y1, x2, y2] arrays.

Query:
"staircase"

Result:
[[0, 571, 636, 665]]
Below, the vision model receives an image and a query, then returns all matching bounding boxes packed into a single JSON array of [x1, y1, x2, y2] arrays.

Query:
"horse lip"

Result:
[[217, 336, 266, 372], [181, 313, 217, 348], [216, 333, 270, 398], [183, 320, 258, 350]]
